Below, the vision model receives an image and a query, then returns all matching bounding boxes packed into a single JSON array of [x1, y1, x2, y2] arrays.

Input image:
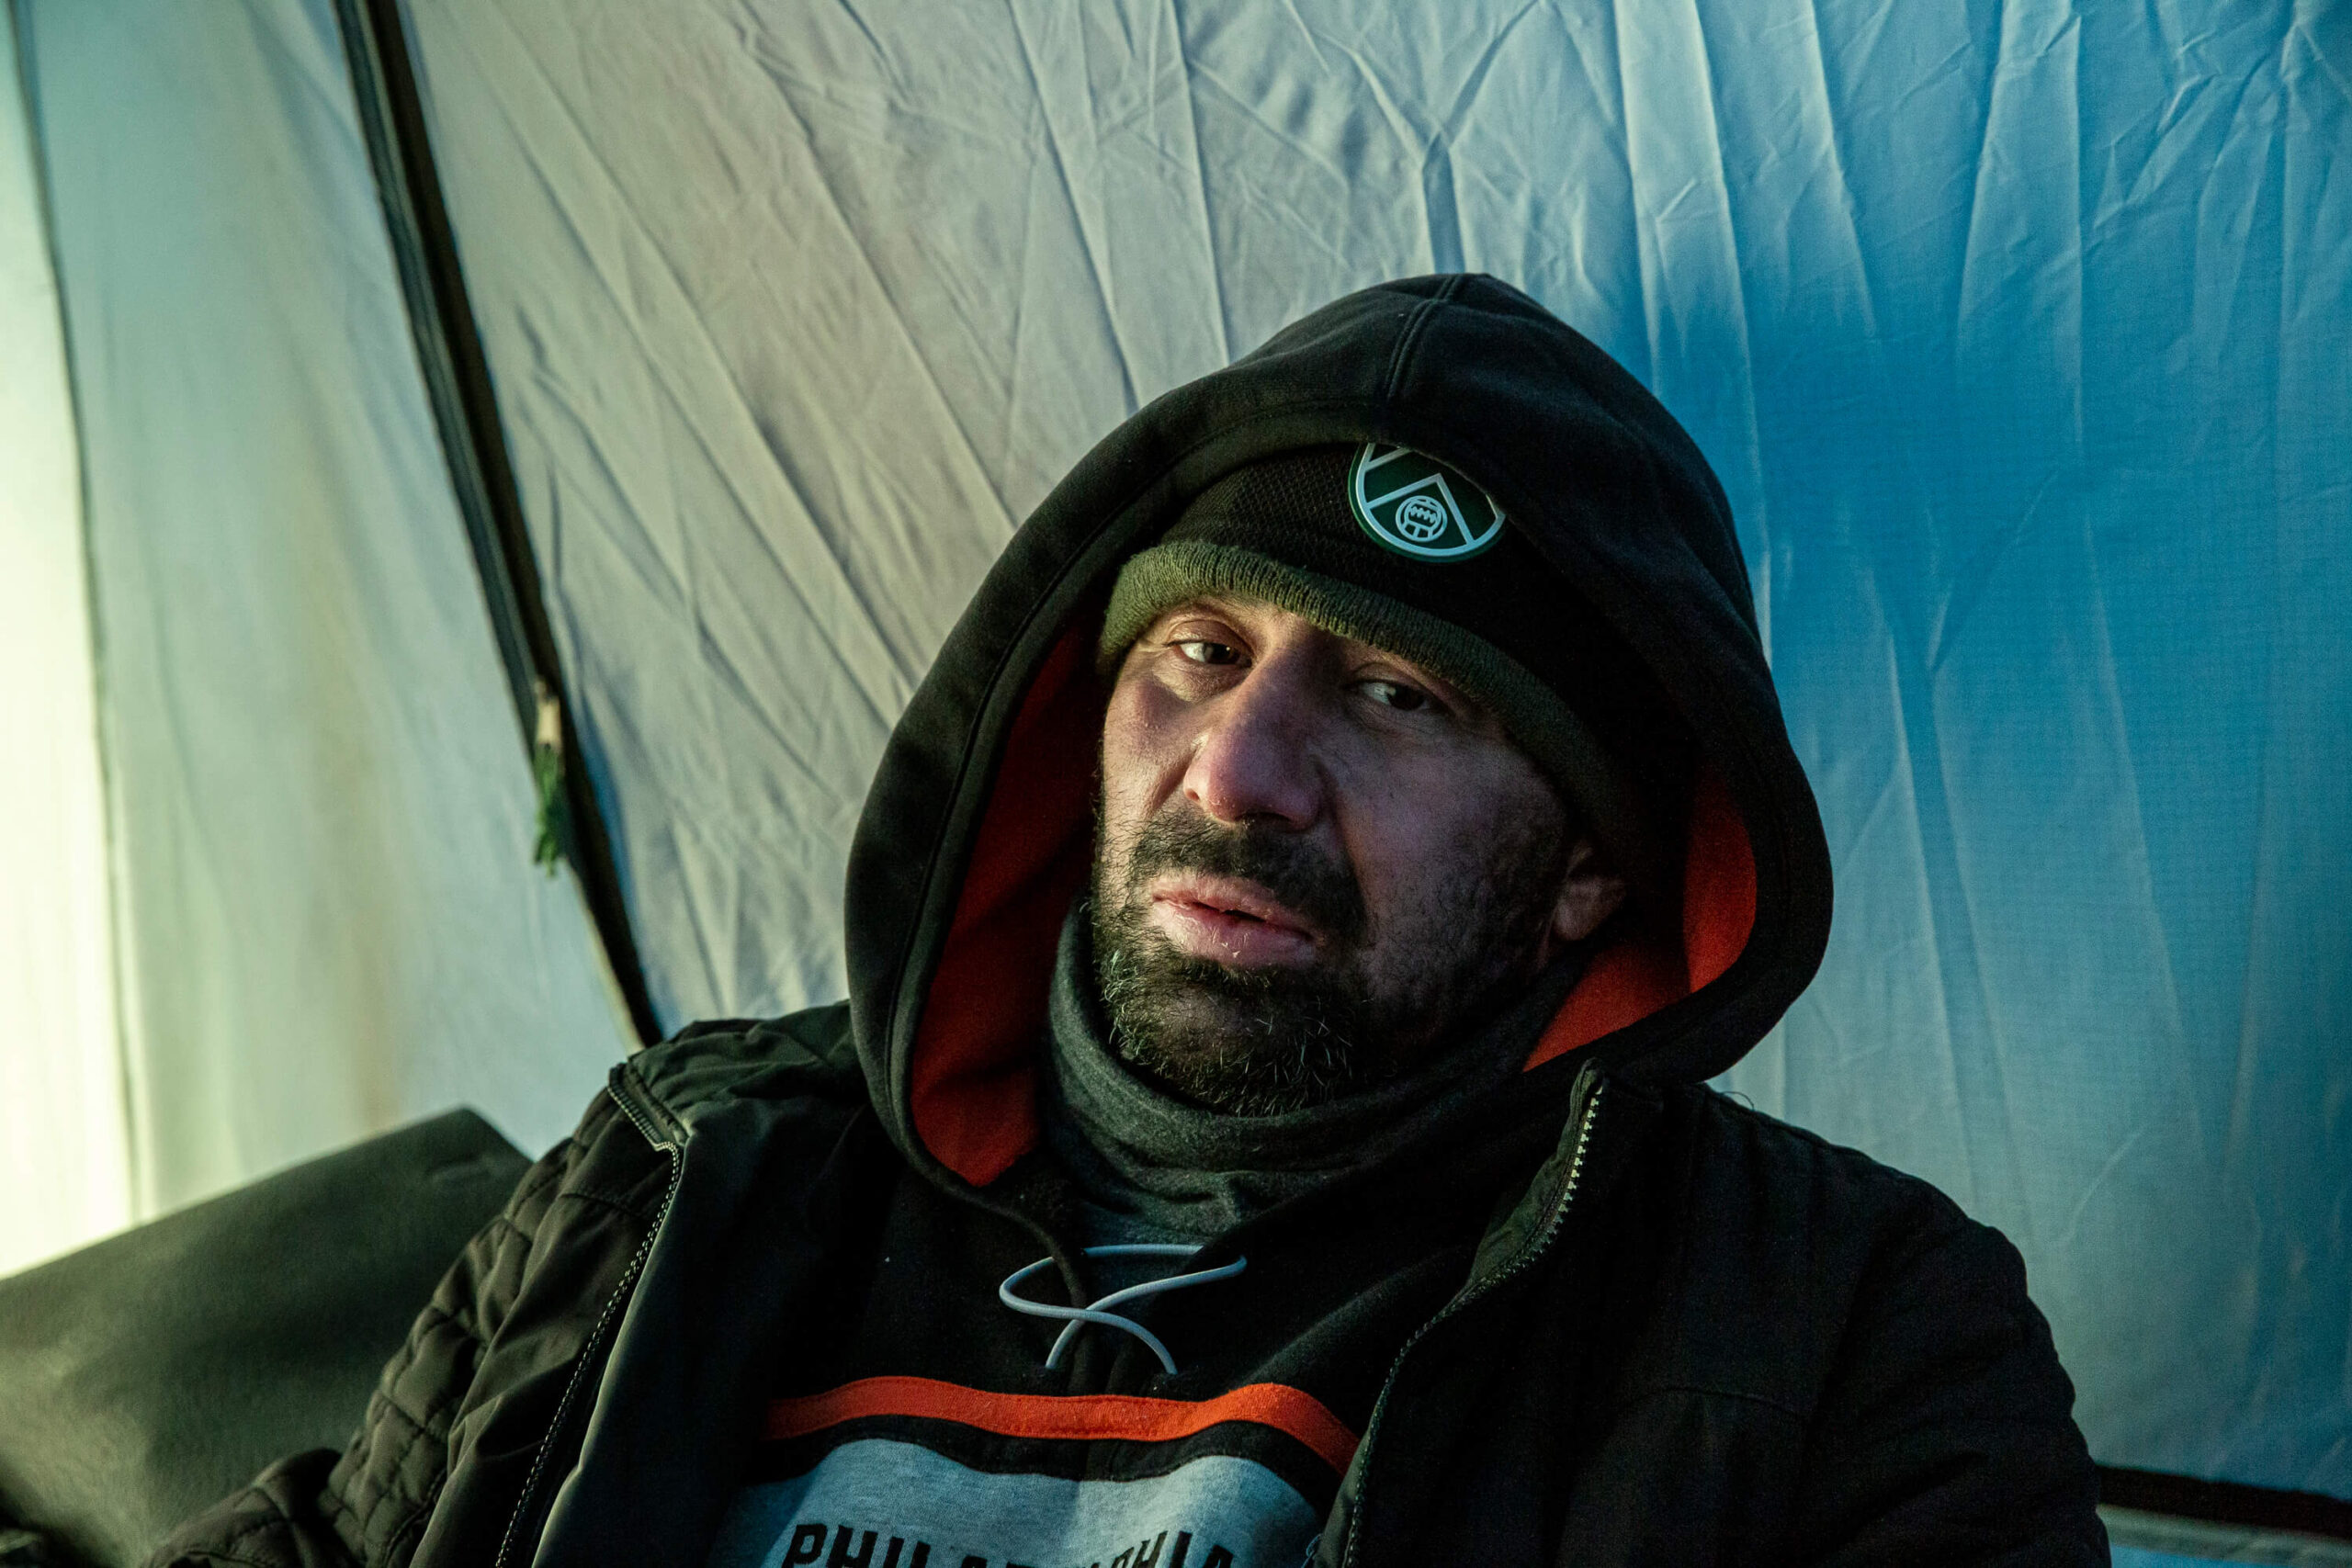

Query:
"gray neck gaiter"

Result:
[[1039, 901, 1589, 1247]]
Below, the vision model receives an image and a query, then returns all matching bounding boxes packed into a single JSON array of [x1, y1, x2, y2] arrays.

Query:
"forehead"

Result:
[[1129, 592, 1481, 706], [1143, 591, 1380, 653]]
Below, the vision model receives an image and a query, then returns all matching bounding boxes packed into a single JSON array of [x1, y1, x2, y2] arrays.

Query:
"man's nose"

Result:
[[1182, 662, 1327, 829]]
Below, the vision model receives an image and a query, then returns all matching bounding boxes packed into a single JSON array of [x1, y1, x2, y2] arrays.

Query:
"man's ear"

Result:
[[1551, 837, 1628, 945]]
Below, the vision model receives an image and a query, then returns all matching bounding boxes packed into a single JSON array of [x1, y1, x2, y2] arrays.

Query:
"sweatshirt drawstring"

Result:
[[998, 1245, 1248, 1375]]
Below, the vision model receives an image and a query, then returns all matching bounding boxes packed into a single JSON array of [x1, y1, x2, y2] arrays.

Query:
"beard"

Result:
[[1090, 800, 1571, 1116]]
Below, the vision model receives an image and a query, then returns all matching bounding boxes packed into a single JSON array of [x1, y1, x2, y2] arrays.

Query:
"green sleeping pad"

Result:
[[0, 1111, 527, 1568]]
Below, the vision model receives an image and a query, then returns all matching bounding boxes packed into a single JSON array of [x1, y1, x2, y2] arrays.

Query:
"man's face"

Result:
[[1092, 593, 1623, 1113]]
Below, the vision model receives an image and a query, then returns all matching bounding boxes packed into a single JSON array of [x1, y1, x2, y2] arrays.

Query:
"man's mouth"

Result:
[[1145, 874, 1322, 967]]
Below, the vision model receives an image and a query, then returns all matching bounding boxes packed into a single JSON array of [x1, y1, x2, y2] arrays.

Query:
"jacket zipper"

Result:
[[1335, 1076, 1605, 1568], [492, 1066, 685, 1568]]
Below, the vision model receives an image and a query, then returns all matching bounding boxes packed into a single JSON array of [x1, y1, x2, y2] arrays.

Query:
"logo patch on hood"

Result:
[[1348, 443, 1506, 560]]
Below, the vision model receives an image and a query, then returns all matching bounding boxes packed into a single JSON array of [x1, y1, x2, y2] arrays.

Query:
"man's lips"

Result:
[[1145, 874, 1322, 966]]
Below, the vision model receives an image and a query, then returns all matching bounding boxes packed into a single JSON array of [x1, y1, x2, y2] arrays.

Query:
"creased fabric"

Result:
[[401, 0, 2349, 1495], [19, 0, 635, 1214]]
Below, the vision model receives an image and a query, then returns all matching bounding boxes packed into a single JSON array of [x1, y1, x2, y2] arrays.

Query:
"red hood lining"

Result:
[[908, 626, 1758, 1186]]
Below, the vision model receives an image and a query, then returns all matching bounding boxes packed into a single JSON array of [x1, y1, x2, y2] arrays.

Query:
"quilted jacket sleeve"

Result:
[[144, 1108, 598, 1568], [1790, 1195, 2109, 1567]]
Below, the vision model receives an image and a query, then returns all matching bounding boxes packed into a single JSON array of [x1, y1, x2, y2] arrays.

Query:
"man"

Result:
[[158, 275, 2104, 1565]]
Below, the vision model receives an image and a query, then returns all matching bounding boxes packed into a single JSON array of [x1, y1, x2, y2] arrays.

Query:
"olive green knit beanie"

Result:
[[1099, 445, 1694, 918]]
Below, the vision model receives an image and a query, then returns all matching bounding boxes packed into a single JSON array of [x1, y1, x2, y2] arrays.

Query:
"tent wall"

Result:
[[0, 2, 129, 1275], [11, 0, 632, 1224], [398, 0, 2350, 1499]]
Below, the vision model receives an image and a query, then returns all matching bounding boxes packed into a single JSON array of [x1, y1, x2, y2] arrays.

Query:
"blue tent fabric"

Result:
[[395, 0, 2350, 1498]]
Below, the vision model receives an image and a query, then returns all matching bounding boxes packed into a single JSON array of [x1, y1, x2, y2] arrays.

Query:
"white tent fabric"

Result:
[[12, 0, 633, 1221], [0, 1, 130, 1275], [399, 0, 2349, 1497]]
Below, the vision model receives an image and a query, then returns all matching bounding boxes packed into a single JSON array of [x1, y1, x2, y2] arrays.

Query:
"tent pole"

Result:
[[328, 0, 661, 1046], [2098, 1465, 2352, 1544]]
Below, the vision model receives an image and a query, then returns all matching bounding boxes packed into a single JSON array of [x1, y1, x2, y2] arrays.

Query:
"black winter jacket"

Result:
[[155, 276, 2105, 1567]]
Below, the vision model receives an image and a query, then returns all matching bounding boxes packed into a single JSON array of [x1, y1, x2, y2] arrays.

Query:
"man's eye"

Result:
[[1174, 639, 1241, 666], [1362, 679, 1429, 712]]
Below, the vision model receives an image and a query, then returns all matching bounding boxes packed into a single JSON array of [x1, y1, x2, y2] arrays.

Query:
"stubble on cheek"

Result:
[[1088, 802, 1381, 1113], [1085, 769, 1573, 1113], [1363, 778, 1573, 1051]]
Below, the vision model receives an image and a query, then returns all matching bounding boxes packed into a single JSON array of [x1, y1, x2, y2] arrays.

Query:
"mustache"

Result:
[[1121, 809, 1369, 946]]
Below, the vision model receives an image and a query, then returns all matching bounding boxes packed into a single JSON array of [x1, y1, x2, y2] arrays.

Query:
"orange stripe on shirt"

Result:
[[765, 1376, 1361, 1476]]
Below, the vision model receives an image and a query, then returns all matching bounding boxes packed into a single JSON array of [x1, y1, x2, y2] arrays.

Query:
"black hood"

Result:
[[843, 274, 1833, 1187]]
